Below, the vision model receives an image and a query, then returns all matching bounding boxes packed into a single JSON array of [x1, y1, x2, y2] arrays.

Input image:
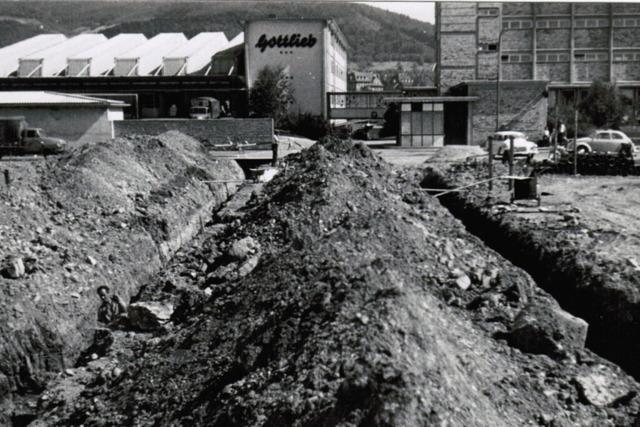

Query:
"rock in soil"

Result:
[[507, 298, 589, 357], [127, 301, 174, 331]]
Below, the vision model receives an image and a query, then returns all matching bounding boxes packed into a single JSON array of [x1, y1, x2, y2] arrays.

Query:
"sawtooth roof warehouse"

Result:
[[0, 19, 348, 120]]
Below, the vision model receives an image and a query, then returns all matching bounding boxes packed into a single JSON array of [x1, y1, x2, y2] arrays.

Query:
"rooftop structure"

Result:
[[162, 32, 229, 76], [67, 34, 148, 77], [0, 91, 127, 107], [18, 34, 107, 77], [114, 33, 187, 76], [0, 34, 67, 77]]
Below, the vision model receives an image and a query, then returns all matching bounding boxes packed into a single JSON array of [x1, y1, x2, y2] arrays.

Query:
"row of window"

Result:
[[614, 52, 640, 61], [478, 7, 499, 17], [500, 52, 640, 62], [503, 17, 640, 30]]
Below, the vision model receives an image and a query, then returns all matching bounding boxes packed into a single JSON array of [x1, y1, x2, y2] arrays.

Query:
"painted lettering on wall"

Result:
[[255, 33, 318, 52]]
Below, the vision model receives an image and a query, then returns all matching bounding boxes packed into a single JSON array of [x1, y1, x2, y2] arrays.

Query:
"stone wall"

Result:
[[114, 118, 274, 147]]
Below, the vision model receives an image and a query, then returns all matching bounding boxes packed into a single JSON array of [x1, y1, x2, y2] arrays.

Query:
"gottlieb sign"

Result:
[[255, 33, 318, 52]]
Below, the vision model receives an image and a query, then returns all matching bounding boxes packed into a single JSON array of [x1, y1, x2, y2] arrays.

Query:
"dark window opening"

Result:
[[411, 102, 422, 112]]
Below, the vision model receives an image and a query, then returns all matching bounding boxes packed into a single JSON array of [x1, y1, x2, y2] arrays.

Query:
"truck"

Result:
[[189, 97, 221, 120], [0, 117, 66, 156]]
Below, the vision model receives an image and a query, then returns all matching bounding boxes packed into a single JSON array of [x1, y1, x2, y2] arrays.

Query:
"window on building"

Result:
[[501, 55, 510, 62]]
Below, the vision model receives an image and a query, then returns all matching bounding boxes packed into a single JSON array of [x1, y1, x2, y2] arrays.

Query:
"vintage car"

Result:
[[483, 131, 538, 160]]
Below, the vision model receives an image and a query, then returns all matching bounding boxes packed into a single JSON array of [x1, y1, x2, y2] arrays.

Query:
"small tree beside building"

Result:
[[579, 81, 624, 129], [248, 65, 293, 128]]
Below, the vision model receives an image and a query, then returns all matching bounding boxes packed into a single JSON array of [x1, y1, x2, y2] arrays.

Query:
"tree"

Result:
[[249, 66, 294, 127], [578, 80, 624, 128]]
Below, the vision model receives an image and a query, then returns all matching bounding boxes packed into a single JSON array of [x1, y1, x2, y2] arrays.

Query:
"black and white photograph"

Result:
[[1, 0, 640, 425]]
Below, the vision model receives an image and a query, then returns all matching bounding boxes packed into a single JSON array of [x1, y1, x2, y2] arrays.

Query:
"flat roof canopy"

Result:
[[384, 96, 479, 103]]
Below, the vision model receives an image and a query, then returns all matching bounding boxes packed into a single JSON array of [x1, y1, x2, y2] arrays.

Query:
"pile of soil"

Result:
[[37, 139, 640, 426], [0, 131, 242, 422], [422, 156, 640, 381]]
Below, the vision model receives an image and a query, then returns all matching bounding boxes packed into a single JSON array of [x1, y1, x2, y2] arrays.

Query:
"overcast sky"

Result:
[[360, 1, 435, 24]]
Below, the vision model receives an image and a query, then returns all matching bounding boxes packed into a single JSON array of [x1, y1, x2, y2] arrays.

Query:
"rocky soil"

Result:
[[0, 131, 243, 423], [29, 140, 640, 426], [422, 154, 640, 382]]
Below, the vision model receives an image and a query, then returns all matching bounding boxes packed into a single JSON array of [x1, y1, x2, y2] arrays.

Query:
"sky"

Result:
[[360, 1, 435, 24]]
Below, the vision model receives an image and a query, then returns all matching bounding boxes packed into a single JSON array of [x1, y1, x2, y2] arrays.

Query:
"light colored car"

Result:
[[484, 131, 539, 159], [567, 129, 637, 155]]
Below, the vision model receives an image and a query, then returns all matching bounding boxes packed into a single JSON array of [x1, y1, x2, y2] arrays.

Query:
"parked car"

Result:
[[567, 129, 637, 155], [483, 131, 538, 160]]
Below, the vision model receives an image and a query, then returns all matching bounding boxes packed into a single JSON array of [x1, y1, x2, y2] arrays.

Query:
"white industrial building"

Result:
[[18, 34, 107, 77], [114, 33, 187, 77], [163, 32, 228, 76], [0, 91, 127, 145], [67, 34, 147, 77], [0, 34, 67, 77], [244, 19, 348, 118]]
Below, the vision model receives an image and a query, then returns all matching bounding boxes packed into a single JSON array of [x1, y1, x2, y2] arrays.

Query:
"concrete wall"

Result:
[[0, 107, 115, 146], [114, 118, 273, 147], [467, 81, 548, 145]]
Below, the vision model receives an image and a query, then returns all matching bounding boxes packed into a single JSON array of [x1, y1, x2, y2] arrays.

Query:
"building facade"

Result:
[[437, 2, 640, 144], [244, 19, 348, 118]]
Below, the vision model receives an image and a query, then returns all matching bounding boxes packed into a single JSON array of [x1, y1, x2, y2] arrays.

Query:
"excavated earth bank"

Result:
[[33, 140, 640, 426], [0, 131, 243, 423], [422, 155, 640, 381]]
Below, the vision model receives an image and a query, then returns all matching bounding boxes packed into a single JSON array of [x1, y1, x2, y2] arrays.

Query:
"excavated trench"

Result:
[[0, 133, 245, 425], [422, 170, 640, 380]]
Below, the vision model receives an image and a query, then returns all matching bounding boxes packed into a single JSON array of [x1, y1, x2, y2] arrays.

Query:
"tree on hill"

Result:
[[248, 66, 293, 128]]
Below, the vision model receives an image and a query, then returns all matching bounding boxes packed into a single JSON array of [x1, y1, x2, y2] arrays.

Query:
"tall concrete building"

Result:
[[436, 2, 640, 144]]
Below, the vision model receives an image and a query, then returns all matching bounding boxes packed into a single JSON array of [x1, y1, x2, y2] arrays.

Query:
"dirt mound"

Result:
[[0, 131, 243, 422], [40, 139, 640, 426]]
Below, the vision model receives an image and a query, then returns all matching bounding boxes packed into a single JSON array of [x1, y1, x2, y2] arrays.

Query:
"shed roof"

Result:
[[164, 32, 228, 58], [68, 34, 147, 60], [20, 34, 107, 61], [116, 33, 187, 59], [0, 34, 67, 77], [0, 91, 127, 107]]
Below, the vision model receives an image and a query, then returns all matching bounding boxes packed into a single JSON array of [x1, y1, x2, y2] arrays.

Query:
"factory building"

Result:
[[0, 19, 347, 120], [0, 34, 67, 77], [163, 32, 229, 76], [114, 33, 187, 77], [67, 34, 148, 77], [436, 2, 640, 144], [18, 34, 107, 77], [245, 19, 348, 118]]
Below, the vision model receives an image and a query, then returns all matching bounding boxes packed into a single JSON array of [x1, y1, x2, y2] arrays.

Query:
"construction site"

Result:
[[3, 2, 640, 426], [0, 131, 638, 426]]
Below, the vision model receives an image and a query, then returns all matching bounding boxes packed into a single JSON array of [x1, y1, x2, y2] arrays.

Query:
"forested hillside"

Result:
[[0, 1, 435, 65]]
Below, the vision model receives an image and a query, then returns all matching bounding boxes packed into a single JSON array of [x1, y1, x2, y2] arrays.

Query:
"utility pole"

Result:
[[495, 29, 505, 133], [488, 136, 493, 193], [573, 91, 579, 175]]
